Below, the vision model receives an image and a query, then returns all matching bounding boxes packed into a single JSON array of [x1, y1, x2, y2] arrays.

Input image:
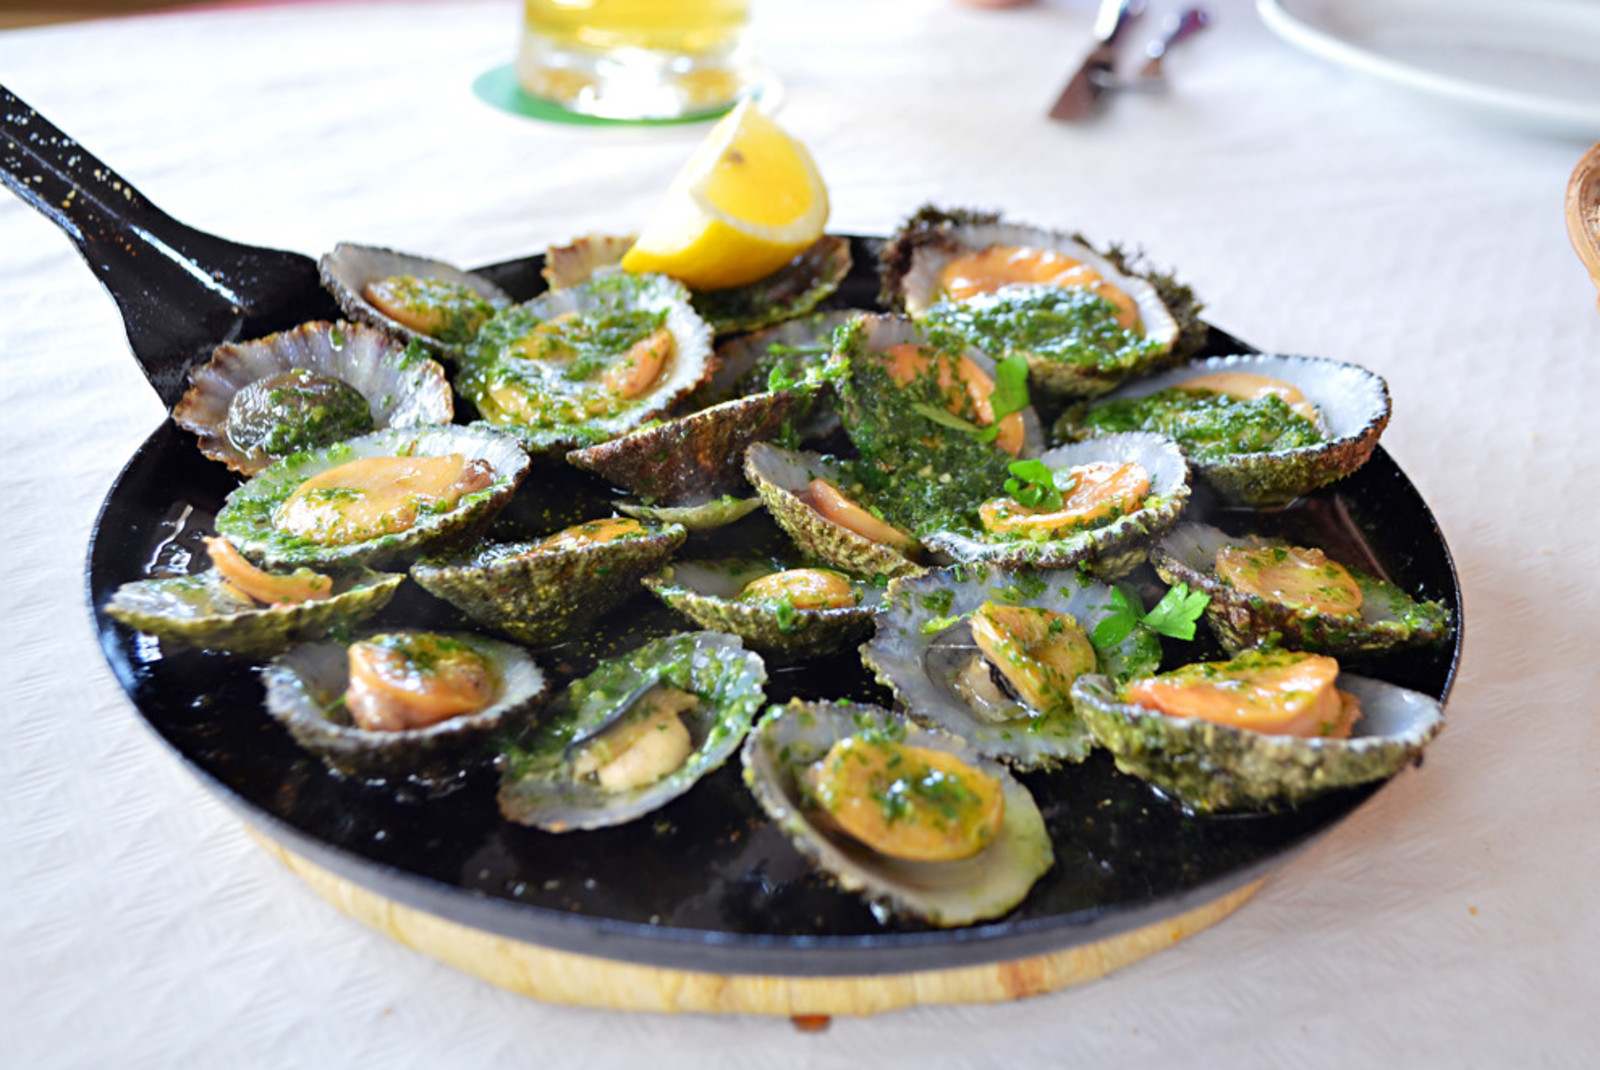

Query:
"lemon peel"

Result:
[[621, 99, 828, 291]]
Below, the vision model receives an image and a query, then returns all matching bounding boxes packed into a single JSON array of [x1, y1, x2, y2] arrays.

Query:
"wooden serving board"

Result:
[[253, 831, 1264, 1017]]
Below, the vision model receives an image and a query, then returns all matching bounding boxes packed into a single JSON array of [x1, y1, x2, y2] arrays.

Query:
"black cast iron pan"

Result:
[[6, 85, 1462, 977]]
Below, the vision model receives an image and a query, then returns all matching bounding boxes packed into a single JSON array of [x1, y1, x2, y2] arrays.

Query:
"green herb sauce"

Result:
[[1083, 388, 1325, 462], [924, 285, 1160, 371], [226, 368, 374, 457]]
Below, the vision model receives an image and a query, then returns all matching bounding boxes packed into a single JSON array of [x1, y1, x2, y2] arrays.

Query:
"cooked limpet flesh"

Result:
[[966, 601, 1097, 715], [976, 459, 1151, 538], [1078, 373, 1328, 461], [1214, 543, 1364, 618], [741, 698, 1054, 928], [272, 453, 495, 546], [740, 567, 859, 610], [801, 735, 1006, 863], [215, 424, 529, 570], [881, 210, 1183, 398], [362, 275, 499, 344], [919, 432, 1189, 577], [744, 442, 925, 579], [1149, 521, 1453, 656], [643, 559, 878, 662], [803, 478, 919, 554], [262, 630, 548, 786], [1122, 648, 1362, 740], [862, 564, 1161, 768], [497, 631, 768, 832], [567, 684, 699, 794], [226, 368, 374, 457], [318, 243, 512, 353], [1059, 353, 1390, 507], [344, 632, 501, 732], [104, 537, 404, 659], [457, 272, 713, 455], [204, 535, 334, 605], [1073, 651, 1446, 813]]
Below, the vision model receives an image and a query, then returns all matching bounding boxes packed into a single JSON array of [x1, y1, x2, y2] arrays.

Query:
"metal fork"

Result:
[[1138, 7, 1210, 81]]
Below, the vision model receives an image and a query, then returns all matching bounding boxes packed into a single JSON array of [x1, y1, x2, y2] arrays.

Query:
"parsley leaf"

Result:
[[989, 354, 1031, 424], [1004, 458, 1064, 511], [1141, 582, 1209, 640], [1091, 585, 1142, 648], [1092, 582, 1210, 646], [920, 612, 967, 635], [910, 403, 984, 435], [772, 594, 802, 634], [908, 354, 1030, 446]]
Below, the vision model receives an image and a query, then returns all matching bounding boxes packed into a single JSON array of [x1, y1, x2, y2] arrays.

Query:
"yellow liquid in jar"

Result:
[[524, 0, 748, 55]]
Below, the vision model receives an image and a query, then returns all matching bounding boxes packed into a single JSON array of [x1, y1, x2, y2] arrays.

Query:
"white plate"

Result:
[[1257, 0, 1600, 136]]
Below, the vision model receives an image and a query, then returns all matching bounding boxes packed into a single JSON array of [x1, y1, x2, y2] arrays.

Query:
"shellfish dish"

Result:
[[91, 210, 1459, 969]]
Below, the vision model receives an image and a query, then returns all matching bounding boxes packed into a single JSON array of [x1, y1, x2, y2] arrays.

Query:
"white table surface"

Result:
[[3, 0, 1597, 1065]]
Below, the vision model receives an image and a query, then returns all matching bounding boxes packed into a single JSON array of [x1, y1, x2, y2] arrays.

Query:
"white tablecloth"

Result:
[[3, 0, 1597, 1065]]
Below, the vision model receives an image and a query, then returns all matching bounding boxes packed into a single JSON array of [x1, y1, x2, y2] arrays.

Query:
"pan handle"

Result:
[[1, 83, 338, 408]]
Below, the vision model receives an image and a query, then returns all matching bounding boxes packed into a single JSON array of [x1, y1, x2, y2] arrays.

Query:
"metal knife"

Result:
[[1047, 0, 1146, 122]]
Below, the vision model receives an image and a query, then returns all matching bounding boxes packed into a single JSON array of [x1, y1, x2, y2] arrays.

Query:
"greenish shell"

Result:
[[497, 631, 767, 831], [410, 520, 686, 648], [692, 308, 859, 413], [214, 424, 529, 570], [1150, 522, 1455, 657], [1057, 354, 1391, 507], [261, 631, 548, 787], [920, 432, 1190, 578], [615, 495, 762, 531], [318, 243, 512, 355], [541, 233, 853, 336], [740, 698, 1054, 928], [744, 442, 925, 580], [172, 319, 454, 476], [565, 386, 818, 505], [886, 218, 1181, 399], [1072, 671, 1444, 813], [456, 272, 713, 455], [642, 558, 880, 662], [104, 567, 403, 658], [861, 565, 1160, 768], [689, 234, 853, 335]]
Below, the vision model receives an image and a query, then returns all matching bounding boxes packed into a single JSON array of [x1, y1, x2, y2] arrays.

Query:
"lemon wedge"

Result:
[[620, 99, 829, 291]]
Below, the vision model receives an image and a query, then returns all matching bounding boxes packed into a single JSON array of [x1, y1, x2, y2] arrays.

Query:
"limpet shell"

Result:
[[262, 630, 548, 787], [214, 424, 529, 570], [1149, 522, 1455, 657], [456, 272, 714, 456], [1073, 669, 1445, 813], [741, 698, 1054, 928], [172, 320, 453, 475], [104, 567, 404, 659], [497, 631, 767, 831], [919, 431, 1190, 578], [744, 442, 924, 580], [1059, 353, 1391, 507], [890, 219, 1181, 398], [643, 558, 880, 662], [318, 243, 512, 354], [410, 520, 686, 648], [862, 564, 1161, 768]]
